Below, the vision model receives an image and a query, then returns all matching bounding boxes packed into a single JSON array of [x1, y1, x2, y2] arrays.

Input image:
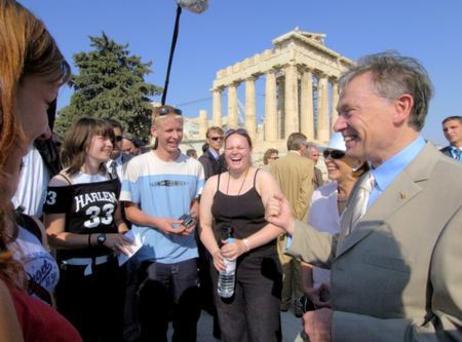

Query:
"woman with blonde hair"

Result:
[[0, 0, 81, 341]]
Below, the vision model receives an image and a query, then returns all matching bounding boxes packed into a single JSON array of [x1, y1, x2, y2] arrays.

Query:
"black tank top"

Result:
[[211, 169, 276, 257]]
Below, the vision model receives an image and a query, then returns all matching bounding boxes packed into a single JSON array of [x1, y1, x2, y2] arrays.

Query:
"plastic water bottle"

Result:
[[217, 227, 236, 298]]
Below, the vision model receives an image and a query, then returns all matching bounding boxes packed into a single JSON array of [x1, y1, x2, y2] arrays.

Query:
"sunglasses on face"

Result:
[[158, 106, 183, 116], [323, 149, 346, 160], [209, 136, 224, 141], [114, 135, 123, 142]]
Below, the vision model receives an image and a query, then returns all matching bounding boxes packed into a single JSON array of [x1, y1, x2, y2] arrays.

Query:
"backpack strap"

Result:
[[27, 277, 52, 305], [15, 212, 42, 243]]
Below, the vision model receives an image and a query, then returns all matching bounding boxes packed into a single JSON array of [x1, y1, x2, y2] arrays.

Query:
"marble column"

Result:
[[331, 80, 339, 129], [317, 74, 329, 143], [244, 76, 257, 141], [227, 83, 239, 129], [300, 69, 314, 140], [212, 88, 222, 127], [199, 109, 208, 138], [284, 63, 299, 137], [264, 70, 277, 141]]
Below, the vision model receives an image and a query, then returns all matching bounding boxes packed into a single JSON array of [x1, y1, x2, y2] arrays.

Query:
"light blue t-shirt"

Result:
[[120, 151, 204, 264]]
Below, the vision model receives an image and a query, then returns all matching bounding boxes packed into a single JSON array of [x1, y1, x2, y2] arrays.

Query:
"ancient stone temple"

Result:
[[182, 28, 354, 156]]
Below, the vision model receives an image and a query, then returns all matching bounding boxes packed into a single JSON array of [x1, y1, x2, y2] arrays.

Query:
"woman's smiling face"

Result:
[[224, 133, 251, 173]]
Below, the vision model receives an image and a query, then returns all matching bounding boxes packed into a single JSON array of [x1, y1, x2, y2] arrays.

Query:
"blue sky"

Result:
[[21, 0, 462, 145]]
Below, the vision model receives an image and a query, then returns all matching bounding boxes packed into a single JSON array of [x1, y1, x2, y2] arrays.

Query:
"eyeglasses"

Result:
[[114, 135, 123, 142], [209, 136, 224, 141], [157, 106, 182, 116], [323, 149, 346, 160]]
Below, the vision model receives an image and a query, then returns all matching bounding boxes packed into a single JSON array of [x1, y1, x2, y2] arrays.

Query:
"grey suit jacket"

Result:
[[288, 143, 462, 341]]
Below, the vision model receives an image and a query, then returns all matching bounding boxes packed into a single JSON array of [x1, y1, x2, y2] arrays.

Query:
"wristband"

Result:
[[242, 238, 251, 252], [88, 234, 92, 248]]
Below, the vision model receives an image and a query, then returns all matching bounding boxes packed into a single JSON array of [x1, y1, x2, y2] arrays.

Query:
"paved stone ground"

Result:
[[169, 308, 302, 341]]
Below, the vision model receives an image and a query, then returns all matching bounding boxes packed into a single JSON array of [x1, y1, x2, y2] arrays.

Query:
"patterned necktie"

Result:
[[453, 148, 462, 161], [350, 171, 375, 228], [110, 160, 118, 179]]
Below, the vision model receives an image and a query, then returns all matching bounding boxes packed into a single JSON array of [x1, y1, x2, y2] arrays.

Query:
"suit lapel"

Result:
[[335, 143, 437, 259]]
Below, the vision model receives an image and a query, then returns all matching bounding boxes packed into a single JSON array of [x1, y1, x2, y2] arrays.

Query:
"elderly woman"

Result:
[[0, 1, 81, 341], [299, 133, 369, 310], [200, 128, 285, 341]]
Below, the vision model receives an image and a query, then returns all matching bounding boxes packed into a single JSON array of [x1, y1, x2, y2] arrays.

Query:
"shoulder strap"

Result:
[[253, 168, 260, 187], [58, 172, 73, 185], [217, 172, 222, 191]]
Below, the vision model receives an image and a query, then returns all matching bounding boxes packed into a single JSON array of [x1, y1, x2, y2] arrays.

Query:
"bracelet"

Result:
[[88, 234, 92, 248], [242, 238, 251, 252]]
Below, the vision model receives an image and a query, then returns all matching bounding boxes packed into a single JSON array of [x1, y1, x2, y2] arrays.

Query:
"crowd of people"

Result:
[[2, 1, 462, 341]]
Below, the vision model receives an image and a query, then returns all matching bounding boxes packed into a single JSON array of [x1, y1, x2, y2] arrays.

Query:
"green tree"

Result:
[[56, 32, 162, 142]]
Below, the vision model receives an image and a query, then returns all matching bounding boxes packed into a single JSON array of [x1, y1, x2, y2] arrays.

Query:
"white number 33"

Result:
[[84, 204, 115, 228]]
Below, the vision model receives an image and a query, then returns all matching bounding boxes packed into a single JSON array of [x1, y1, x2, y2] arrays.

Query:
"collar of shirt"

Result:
[[368, 136, 426, 206], [288, 150, 301, 156], [208, 148, 220, 160]]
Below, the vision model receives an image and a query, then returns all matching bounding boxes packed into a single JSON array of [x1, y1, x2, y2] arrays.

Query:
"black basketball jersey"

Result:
[[43, 176, 121, 259]]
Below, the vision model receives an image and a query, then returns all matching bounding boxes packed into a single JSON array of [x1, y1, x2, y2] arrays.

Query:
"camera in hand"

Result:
[[178, 214, 195, 229]]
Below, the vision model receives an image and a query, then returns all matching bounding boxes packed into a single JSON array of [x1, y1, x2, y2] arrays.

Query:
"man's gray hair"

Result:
[[339, 51, 433, 131], [287, 132, 307, 151]]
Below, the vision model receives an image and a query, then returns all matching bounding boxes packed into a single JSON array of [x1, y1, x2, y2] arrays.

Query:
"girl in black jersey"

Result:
[[44, 118, 133, 342]]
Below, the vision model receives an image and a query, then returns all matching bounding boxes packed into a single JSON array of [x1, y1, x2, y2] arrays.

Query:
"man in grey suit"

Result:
[[267, 52, 462, 341]]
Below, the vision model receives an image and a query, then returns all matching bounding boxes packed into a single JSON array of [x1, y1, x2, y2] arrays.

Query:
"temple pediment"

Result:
[[273, 27, 326, 46]]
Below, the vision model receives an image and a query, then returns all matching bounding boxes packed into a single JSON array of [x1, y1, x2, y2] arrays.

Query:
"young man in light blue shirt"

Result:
[[121, 105, 204, 341]]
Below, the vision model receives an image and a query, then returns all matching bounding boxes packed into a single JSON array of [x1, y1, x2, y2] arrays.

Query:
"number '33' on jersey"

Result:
[[43, 178, 121, 235]]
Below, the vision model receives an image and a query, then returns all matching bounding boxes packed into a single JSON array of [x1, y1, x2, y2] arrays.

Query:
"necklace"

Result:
[[226, 168, 250, 196]]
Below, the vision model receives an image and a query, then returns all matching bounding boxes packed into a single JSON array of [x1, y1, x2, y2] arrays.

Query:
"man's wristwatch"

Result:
[[96, 233, 107, 246]]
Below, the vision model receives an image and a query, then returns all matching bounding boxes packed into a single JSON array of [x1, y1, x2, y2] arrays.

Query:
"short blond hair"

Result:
[[151, 105, 183, 127]]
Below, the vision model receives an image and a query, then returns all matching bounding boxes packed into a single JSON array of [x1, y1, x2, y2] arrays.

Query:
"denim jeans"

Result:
[[125, 258, 200, 342]]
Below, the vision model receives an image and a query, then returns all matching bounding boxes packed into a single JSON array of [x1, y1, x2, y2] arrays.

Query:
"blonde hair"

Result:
[[151, 105, 183, 128]]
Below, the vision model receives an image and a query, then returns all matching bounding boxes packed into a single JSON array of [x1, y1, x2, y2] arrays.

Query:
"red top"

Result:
[[10, 286, 82, 342]]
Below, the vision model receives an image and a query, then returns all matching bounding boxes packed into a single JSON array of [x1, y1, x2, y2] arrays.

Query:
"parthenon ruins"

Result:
[[183, 28, 354, 153]]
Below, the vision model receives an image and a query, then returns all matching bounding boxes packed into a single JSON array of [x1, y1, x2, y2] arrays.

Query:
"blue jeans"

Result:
[[126, 258, 200, 342]]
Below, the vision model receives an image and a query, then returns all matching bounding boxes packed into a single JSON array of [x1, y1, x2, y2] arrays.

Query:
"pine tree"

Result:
[[56, 32, 162, 143]]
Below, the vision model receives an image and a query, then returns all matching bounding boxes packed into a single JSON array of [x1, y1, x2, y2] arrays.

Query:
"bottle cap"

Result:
[[222, 226, 233, 238]]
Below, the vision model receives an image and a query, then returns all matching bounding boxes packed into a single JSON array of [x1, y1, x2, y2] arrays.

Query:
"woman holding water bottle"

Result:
[[200, 128, 285, 341]]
